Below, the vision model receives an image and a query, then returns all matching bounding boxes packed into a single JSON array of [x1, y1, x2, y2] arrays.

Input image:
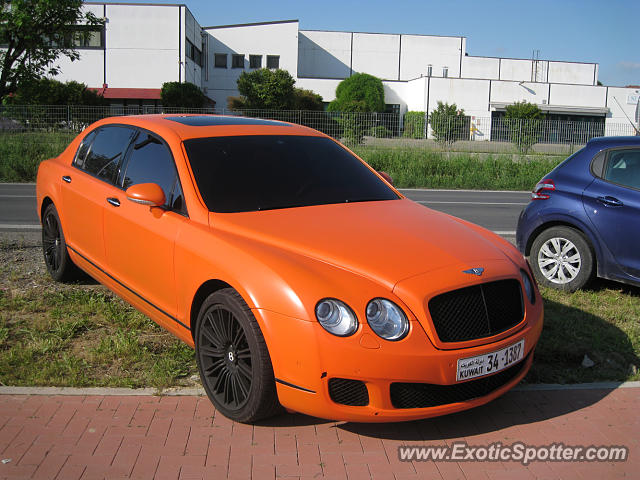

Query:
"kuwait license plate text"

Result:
[[456, 339, 524, 381]]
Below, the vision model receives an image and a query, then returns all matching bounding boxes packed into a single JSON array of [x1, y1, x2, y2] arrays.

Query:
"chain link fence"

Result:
[[1, 104, 637, 155]]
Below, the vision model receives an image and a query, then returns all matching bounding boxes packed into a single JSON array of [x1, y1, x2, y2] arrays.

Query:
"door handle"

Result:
[[62, 175, 71, 183], [106, 197, 120, 207], [596, 196, 623, 207]]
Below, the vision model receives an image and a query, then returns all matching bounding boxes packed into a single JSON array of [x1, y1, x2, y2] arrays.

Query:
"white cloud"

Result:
[[618, 61, 640, 70]]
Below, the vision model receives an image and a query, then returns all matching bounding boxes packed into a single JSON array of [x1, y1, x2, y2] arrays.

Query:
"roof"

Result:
[[90, 114, 321, 141], [204, 19, 298, 30], [90, 87, 162, 100]]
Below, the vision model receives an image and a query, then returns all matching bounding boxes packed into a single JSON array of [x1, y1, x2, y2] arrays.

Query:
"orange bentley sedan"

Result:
[[36, 115, 543, 423]]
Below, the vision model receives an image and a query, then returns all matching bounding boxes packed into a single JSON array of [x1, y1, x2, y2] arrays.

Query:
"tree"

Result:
[[328, 73, 385, 113], [504, 101, 543, 154], [161, 81, 206, 108], [236, 68, 295, 110], [0, 0, 103, 101], [7, 78, 106, 105], [429, 102, 467, 146], [292, 88, 323, 111]]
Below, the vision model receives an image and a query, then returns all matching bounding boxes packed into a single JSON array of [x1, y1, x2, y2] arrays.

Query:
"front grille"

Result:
[[328, 378, 369, 406], [390, 354, 529, 409], [428, 279, 524, 342]]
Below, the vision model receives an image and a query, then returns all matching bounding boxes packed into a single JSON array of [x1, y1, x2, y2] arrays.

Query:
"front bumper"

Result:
[[255, 295, 543, 423]]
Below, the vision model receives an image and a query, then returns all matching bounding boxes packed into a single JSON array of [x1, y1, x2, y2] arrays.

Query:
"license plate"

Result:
[[456, 339, 525, 381]]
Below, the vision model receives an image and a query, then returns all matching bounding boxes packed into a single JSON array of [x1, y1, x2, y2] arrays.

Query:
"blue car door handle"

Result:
[[597, 196, 624, 207]]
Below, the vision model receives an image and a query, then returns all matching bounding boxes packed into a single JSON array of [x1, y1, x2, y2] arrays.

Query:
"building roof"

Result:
[[204, 19, 298, 29], [92, 87, 162, 100]]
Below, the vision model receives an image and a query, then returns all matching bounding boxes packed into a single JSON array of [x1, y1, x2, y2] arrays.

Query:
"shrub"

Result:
[[7, 78, 107, 106], [429, 102, 468, 146], [369, 125, 392, 138], [403, 111, 426, 139], [160, 82, 206, 108], [328, 73, 385, 113], [505, 101, 544, 154], [236, 68, 296, 110], [292, 88, 324, 111]]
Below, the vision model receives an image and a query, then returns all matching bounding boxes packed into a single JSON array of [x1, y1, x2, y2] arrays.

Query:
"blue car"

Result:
[[517, 136, 640, 291]]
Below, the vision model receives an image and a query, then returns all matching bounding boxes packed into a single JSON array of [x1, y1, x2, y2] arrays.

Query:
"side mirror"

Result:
[[126, 183, 166, 207], [378, 171, 394, 186]]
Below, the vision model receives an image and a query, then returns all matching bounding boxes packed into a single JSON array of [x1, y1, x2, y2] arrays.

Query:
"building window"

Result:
[[232, 54, 244, 69], [266, 55, 280, 69], [186, 39, 203, 67], [45, 26, 104, 49], [249, 55, 262, 69], [442, 66, 448, 78], [214, 53, 227, 68]]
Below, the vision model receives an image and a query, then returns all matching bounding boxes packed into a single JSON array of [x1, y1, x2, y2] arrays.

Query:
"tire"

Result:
[[41, 203, 78, 282], [194, 288, 281, 423], [529, 226, 594, 292]]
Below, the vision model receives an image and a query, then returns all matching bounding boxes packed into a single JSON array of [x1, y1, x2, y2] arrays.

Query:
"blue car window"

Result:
[[604, 149, 640, 190]]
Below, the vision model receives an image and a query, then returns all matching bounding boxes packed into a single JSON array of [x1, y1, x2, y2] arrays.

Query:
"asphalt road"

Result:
[[0, 183, 530, 236]]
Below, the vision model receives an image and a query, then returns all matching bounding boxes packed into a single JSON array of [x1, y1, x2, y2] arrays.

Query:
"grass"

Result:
[[355, 146, 564, 190], [0, 273, 638, 388], [527, 283, 640, 384], [1, 132, 564, 190], [0, 132, 73, 182], [0, 287, 196, 389]]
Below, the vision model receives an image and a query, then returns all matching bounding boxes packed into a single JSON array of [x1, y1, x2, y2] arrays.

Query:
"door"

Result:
[[103, 130, 188, 323], [583, 147, 640, 278], [60, 126, 137, 268]]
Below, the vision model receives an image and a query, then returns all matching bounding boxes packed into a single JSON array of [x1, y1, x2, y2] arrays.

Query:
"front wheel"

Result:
[[529, 226, 594, 292], [194, 288, 281, 423]]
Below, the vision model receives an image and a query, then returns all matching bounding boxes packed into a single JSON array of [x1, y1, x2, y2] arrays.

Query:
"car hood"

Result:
[[208, 198, 511, 291]]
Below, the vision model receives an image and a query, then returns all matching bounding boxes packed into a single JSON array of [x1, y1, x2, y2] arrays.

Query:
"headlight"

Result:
[[366, 298, 409, 341], [315, 298, 358, 336], [520, 269, 536, 304]]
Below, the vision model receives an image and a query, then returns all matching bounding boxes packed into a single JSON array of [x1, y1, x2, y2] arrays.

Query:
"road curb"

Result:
[[1, 381, 638, 397]]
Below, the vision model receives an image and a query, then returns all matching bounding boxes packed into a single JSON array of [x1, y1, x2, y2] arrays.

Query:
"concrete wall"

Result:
[[298, 31, 351, 79], [351, 33, 400, 81], [104, 4, 182, 89], [548, 61, 596, 85], [184, 7, 203, 88], [400, 35, 463, 80], [549, 84, 606, 108], [203, 21, 299, 108], [461, 56, 500, 80]]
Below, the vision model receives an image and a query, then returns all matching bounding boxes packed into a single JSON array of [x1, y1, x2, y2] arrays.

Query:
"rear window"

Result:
[[183, 135, 399, 213]]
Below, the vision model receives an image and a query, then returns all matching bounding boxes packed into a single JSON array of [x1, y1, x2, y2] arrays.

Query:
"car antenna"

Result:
[[612, 96, 640, 135]]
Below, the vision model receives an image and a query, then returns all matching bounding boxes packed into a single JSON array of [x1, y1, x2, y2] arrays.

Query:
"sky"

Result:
[[103, 0, 640, 87]]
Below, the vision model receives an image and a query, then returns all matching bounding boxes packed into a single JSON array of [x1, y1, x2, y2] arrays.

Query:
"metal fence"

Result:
[[1, 104, 637, 155]]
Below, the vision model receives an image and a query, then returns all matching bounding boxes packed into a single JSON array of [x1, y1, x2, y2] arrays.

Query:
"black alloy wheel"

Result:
[[41, 203, 77, 282], [195, 288, 281, 423]]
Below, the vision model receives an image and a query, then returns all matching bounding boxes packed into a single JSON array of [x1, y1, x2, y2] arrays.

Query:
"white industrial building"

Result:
[[49, 2, 640, 137]]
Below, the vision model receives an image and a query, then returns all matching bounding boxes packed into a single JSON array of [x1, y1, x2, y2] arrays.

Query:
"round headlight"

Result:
[[315, 298, 358, 336], [520, 269, 536, 304], [366, 298, 409, 341]]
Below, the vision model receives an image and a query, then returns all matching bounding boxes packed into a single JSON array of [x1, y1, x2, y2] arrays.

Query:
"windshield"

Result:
[[183, 135, 399, 213]]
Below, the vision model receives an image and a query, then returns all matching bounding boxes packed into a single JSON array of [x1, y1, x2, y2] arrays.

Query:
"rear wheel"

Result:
[[194, 288, 280, 422], [41, 203, 78, 282], [530, 226, 594, 292]]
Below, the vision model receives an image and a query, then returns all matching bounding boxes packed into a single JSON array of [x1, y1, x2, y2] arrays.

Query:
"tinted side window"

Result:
[[604, 148, 640, 190], [590, 151, 606, 178], [73, 129, 97, 169], [83, 126, 137, 183], [120, 133, 180, 210]]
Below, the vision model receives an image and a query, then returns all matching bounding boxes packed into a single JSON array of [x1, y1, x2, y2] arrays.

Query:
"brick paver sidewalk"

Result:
[[0, 385, 638, 479]]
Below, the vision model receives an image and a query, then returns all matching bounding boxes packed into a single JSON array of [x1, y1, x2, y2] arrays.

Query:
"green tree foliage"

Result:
[[236, 68, 295, 110], [429, 102, 468, 146], [0, 0, 103, 101], [292, 88, 323, 111], [403, 111, 426, 139], [7, 78, 107, 105], [505, 101, 543, 154], [160, 82, 206, 108], [328, 73, 385, 113]]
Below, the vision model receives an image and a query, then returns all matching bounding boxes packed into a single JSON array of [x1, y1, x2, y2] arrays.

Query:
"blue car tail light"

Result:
[[531, 179, 555, 200]]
